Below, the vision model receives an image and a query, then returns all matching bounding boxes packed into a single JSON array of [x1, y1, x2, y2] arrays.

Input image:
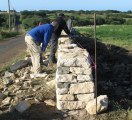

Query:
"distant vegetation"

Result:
[[19, 10, 132, 28], [1, 10, 132, 29], [76, 25, 132, 50], [0, 11, 21, 40], [0, 10, 132, 39]]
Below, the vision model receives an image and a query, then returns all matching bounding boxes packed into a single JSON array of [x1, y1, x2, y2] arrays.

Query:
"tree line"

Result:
[[0, 10, 132, 29]]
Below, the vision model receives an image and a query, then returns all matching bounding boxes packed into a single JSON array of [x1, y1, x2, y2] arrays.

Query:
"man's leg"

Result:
[[49, 33, 58, 63], [25, 35, 41, 73]]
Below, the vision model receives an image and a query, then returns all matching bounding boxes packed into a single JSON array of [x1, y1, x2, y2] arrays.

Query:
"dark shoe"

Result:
[[49, 57, 57, 64]]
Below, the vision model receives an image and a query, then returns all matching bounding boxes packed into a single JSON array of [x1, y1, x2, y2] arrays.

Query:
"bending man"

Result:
[[25, 21, 58, 74]]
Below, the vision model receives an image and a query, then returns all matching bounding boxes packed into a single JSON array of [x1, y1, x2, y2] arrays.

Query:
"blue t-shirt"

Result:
[[28, 24, 53, 51]]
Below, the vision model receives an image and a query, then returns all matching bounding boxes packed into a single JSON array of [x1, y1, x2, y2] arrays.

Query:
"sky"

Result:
[[0, 0, 131, 12]]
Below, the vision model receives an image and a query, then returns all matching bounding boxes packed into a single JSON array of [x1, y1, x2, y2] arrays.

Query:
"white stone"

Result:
[[70, 67, 92, 75], [30, 73, 47, 78], [57, 101, 86, 110], [57, 67, 70, 74], [57, 57, 77, 67], [15, 101, 31, 113], [4, 71, 15, 78], [56, 88, 68, 95], [3, 79, 13, 85], [44, 99, 56, 106], [56, 67, 70, 74], [59, 38, 70, 44], [46, 80, 56, 88], [21, 71, 30, 79], [77, 74, 93, 82], [76, 58, 91, 67], [58, 47, 80, 54], [2, 97, 11, 106], [56, 74, 76, 83], [70, 82, 94, 94], [58, 51, 92, 67], [58, 94, 74, 101], [59, 44, 77, 49], [77, 93, 94, 102], [85, 95, 108, 115]]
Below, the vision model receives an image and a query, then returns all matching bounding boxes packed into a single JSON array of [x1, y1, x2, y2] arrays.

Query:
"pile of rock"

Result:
[[0, 58, 56, 114]]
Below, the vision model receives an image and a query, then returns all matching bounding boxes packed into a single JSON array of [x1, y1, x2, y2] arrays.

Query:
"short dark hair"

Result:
[[59, 13, 65, 17]]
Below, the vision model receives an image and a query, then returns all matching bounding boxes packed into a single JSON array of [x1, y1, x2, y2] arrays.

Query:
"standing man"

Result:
[[25, 21, 58, 74], [49, 13, 70, 63]]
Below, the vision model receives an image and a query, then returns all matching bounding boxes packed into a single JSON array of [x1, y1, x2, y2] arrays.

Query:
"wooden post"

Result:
[[8, 0, 11, 31], [94, 13, 97, 115]]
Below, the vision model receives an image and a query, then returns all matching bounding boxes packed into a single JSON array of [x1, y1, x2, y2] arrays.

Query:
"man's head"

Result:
[[51, 21, 59, 31], [59, 13, 65, 18]]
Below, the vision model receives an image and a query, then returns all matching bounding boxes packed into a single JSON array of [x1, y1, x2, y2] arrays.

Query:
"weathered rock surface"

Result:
[[85, 95, 108, 115]]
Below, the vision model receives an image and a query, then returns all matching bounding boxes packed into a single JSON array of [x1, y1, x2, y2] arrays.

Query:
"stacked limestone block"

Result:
[[56, 37, 95, 111]]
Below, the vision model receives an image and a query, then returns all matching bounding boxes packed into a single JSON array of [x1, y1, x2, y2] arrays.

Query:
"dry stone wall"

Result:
[[56, 37, 95, 111]]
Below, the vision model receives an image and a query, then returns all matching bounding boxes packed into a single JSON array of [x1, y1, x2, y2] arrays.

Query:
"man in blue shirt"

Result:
[[25, 21, 58, 74]]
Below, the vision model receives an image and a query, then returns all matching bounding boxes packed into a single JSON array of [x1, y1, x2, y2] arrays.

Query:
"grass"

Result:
[[0, 30, 20, 41], [76, 25, 132, 51], [0, 52, 26, 74]]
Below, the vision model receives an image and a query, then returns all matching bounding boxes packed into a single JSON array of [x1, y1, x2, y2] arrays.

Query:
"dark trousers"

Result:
[[49, 33, 59, 62]]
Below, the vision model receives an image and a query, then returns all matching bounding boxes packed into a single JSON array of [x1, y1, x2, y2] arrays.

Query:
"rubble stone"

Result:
[[85, 95, 108, 115], [15, 101, 31, 113]]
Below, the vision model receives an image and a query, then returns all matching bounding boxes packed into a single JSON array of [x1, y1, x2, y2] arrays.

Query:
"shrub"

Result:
[[0, 31, 19, 40]]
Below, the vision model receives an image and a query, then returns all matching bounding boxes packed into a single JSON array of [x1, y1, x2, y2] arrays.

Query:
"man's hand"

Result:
[[69, 34, 73, 39]]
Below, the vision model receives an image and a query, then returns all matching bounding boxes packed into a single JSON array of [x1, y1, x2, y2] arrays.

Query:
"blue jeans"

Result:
[[49, 33, 58, 63]]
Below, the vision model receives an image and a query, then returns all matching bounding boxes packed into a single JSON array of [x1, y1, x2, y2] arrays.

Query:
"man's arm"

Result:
[[41, 30, 52, 52], [63, 20, 70, 35]]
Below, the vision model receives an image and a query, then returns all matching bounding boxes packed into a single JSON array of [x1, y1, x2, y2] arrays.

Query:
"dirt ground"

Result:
[[0, 35, 26, 68]]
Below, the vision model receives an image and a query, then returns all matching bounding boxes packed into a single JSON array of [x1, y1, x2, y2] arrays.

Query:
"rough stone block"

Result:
[[85, 95, 108, 115], [57, 67, 70, 74], [77, 74, 93, 82], [77, 93, 94, 102], [76, 58, 91, 67], [2, 97, 11, 106], [56, 88, 68, 95], [70, 82, 94, 94], [59, 38, 71, 44], [15, 101, 31, 113], [56, 74, 76, 83], [10, 60, 30, 72], [57, 83, 70, 89], [57, 53, 91, 67], [57, 58, 77, 67], [58, 94, 75, 101], [59, 44, 77, 49], [57, 101, 86, 110], [70, 67, 92, 75], [4, 71, 15, 78]]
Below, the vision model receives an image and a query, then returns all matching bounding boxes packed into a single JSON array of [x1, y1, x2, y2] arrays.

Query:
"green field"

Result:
[[76, 25, 132, 51]]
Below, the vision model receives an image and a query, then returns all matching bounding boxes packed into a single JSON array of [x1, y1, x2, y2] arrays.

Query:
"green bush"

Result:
[[0, 31, 19, 40], [125, 19, 132, 25]]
